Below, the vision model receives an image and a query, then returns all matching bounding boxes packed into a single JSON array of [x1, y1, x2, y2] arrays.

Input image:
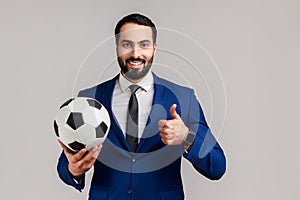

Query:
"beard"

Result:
[[117, 55, 154, 81]]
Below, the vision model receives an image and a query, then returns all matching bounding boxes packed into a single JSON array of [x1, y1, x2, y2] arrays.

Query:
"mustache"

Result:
[[126, 58, 146, 64]]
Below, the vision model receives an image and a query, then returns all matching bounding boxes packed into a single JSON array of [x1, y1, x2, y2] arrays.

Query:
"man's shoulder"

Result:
[[77, 75, 118, 98], [153, 73, 193, 94]]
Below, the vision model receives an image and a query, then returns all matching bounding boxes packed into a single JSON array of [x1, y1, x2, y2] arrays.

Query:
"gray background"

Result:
[[1, 0, 299, 199]]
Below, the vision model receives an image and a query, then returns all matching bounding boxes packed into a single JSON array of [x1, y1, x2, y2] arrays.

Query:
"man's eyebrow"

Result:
[[120, 40, 134, 43], [138, 40, 151, 44]]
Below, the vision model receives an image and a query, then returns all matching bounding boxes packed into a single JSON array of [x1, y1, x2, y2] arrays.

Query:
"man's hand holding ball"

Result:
[[59, 140, 102, 178]]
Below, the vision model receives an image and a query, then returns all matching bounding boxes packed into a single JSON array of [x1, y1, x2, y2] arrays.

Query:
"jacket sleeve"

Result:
[[183, 90, 226, 180], [57, 151, 86, 192]]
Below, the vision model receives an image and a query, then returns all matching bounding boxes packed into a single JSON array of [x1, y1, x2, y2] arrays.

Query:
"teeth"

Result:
[[129, 61, 142, 66]]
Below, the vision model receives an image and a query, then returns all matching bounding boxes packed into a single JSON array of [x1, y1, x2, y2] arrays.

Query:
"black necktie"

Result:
[[126, 85, 140, 152]]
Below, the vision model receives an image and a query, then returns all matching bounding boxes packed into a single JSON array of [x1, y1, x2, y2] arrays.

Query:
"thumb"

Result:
[[170, 104, 180, 119]]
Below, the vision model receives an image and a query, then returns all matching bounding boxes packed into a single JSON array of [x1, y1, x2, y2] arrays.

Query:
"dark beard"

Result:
[[117, 56, 154, 80]]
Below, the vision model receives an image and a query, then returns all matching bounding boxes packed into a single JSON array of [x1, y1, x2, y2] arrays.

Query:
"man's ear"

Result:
[[153, 43, 158, 55], [115, 42, 119, 54]]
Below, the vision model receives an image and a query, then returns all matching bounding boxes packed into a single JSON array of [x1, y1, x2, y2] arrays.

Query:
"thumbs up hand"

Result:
[[158, 104, 189, 146]]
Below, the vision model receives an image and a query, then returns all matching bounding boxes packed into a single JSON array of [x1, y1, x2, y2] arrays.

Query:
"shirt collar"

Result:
[[119, 70, 154, 93]]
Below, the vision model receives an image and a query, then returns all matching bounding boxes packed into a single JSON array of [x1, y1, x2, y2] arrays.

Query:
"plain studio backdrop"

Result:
[[1, 0, 299, 199]]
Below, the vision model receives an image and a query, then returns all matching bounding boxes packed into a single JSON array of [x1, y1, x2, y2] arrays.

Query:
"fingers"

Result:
[[158, 119, 166, 128], [160, 133, 175, 145], [158, 104, 188, 146], [170, 104, 180, 119], [72, 148, 88, 162], [58, 139, 102, 176], [159, 123, 174, 134], [68, 145, 102, 177], [158, 119, 175, 130], [84, 146, 101, 161], [159, 120, 176, 145], [160, 131, 174, 140], [82, 146, 102, 170], [161, 137, 172, 145], [158, 104, 180, 129]]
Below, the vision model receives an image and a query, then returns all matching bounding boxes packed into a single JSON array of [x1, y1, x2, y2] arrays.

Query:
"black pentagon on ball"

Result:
[[69, 141, 86, 151], [95, 122, 108, 138], [87, 99, 102, 110], [59, 98, 75, 109], [67, 112, 84, 130], [54, 120, 59, 137]]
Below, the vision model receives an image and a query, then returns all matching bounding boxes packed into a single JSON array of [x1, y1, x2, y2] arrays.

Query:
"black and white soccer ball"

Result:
[[54, 97, 110, 152]]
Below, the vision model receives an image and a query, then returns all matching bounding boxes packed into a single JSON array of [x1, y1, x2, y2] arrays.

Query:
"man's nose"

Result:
[[130, 46, 141, 58]]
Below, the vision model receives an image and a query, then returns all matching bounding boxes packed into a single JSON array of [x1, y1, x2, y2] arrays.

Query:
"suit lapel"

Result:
[[136, 75, 174, 153], [97, 75, 131, 151]]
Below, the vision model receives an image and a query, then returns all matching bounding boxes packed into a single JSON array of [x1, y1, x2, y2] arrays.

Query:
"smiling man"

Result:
[[117, 22, 157, 82], [57, 13, 226, 200]]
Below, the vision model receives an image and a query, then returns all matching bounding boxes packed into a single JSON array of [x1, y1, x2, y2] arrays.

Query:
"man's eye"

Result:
[[122, 43, 132, 48], [141, 43, 150, 48]]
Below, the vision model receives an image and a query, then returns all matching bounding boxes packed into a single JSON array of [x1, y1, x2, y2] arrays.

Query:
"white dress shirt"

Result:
[[112, 71, 154, 142]]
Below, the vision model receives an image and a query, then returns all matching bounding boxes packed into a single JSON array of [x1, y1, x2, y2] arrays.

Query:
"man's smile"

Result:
[[126, 58, 146, 69]]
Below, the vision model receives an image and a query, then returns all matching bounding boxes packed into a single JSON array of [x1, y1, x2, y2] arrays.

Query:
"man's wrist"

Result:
[[68, 169, 83, 184], [182, 129, 196, 153]]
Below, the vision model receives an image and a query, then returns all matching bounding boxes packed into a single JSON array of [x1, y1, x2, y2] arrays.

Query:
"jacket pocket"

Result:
[[88, 189, 108, 200], [160, 189, 184, 200]]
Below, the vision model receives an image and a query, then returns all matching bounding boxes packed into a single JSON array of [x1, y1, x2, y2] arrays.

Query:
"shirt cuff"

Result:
[[69, 170, 84, 185]]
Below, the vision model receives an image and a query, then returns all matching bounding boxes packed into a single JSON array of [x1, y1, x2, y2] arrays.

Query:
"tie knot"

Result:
[[129, 85, 140, 94]]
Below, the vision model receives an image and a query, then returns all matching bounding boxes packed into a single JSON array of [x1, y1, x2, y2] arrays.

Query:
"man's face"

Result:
[[116, 23, 157, 82]]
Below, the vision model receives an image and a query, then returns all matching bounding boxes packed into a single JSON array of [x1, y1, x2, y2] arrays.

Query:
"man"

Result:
[[57, 13, 226, 200]]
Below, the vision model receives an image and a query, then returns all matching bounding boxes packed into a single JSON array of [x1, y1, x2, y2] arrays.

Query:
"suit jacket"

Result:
[[57, 73, 226, 200]]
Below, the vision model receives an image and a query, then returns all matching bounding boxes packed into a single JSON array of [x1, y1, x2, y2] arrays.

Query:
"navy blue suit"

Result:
[[57, 73, 226, 200]]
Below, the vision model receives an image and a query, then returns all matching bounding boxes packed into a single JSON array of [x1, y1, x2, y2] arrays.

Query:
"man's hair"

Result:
[[114, 13, 157, 44]]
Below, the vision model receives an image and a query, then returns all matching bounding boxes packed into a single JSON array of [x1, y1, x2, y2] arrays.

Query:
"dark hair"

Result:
[[114, 13, 157, 44]]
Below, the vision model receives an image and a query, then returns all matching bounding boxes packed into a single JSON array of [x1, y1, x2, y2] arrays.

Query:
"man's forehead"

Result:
[[119, 23, 153, 43]]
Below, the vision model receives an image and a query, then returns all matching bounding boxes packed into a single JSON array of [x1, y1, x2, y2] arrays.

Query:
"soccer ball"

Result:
[[54, 97, 110, 152]]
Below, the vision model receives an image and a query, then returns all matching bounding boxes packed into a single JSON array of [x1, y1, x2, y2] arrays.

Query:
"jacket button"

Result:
[[128, 189, 132, 194]]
